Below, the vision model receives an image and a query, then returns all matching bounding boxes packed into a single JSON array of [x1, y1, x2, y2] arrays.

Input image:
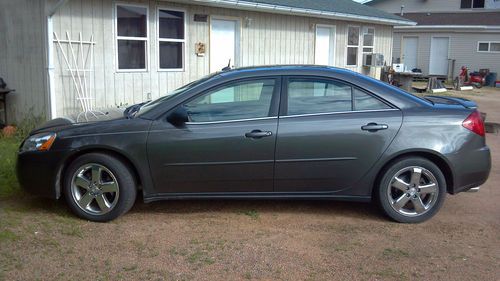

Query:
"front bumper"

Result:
[[16, 149, 71, 199]]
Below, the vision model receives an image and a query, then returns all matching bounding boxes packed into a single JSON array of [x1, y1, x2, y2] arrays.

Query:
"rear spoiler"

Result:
[[426, 96, 478, 109]]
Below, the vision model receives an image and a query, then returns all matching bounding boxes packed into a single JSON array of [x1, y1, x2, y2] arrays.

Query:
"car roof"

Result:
[[219, 65, 357, 77]]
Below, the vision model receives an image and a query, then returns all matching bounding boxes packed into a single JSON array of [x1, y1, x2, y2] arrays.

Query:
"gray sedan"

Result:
[[17, 66, 491, 223]]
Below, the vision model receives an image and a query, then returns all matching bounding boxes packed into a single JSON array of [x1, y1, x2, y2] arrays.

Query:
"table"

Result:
[[0, 88, 14, 125], [392, 72, 422, 92]]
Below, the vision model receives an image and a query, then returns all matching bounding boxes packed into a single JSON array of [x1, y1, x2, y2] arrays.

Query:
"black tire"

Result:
[[377, 157, 446, 223], [63, 153, 137, 222]]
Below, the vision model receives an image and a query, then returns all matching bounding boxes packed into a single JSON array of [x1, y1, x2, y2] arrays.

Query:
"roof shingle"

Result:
[[226, 0, 412, 23]]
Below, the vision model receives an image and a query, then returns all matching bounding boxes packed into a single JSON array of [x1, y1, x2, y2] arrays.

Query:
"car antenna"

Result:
[[222, 59, 231, 71]]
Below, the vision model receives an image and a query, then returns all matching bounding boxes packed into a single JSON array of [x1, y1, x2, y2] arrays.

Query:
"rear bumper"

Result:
[[447, 146, 491, 194], [16, 150, 70, 199]]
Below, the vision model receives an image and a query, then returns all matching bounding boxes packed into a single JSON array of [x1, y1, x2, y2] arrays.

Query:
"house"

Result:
[[0, 0, 413, 123], [366, 0, 500, 78]]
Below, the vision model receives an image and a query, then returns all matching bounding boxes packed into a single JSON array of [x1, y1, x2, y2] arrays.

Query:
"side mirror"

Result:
[[167, 106, 189, 127]]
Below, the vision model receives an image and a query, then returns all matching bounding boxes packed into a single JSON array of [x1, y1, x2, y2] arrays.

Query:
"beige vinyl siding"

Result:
[[48, 0, 394, 117], [0, 0, 48, 123], [393, 31, 500, 76]]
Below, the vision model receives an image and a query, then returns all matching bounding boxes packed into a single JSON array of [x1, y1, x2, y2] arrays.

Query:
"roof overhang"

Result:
[[167, 0, 416, 26], [395, 25, 500, 32]]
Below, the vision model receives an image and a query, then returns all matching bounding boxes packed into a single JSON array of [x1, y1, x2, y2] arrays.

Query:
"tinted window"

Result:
[[353, 88, 391, 111], [185, 79, 276, 122], [287, 79, 352, 115]]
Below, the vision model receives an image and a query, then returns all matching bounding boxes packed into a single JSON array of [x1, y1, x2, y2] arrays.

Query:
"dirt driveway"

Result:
[[1, 89, 499, 281]]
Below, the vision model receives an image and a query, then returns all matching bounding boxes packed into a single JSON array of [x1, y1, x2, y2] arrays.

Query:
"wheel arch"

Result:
[[373, 150, 454, 196], [57, 147, 143, 198]]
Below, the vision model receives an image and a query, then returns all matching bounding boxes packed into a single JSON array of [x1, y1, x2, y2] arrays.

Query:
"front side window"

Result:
[[347, 26, 360, 66], [158, 9, 185, 70], [116, 5, 148, 70], [286, 79, 390, 116], [185, 79, 276, 122]]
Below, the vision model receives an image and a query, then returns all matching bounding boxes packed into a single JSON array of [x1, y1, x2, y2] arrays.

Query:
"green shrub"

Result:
[[0, 138, 21, 198]]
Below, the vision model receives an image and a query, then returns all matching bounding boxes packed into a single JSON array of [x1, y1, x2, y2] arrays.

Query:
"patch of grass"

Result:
[[371, 268, 407, 280], [0, 230, 18, 242], [0, 138, 21, 198], [241, 209, 260, 220], [382, 248, 410, 259], [187, 249, 215, 266], [122, 264, 138, 272]]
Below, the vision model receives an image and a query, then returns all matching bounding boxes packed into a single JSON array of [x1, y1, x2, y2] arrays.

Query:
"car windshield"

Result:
[[135, 73, 219, 117]]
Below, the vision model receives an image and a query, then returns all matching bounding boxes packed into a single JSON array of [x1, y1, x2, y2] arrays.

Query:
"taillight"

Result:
[[462, 110, 485, 137]]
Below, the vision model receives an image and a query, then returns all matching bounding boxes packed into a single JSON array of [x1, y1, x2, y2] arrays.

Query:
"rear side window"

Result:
[[287, 79, 352, 115], [185, 79, 276, 122], [286, 78, 391, 116], [354, 88, 391, 111]]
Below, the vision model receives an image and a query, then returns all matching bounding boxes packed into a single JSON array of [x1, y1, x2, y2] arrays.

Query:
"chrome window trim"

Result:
[[186, 116, 277, 125], [280, 108, 399, 119]]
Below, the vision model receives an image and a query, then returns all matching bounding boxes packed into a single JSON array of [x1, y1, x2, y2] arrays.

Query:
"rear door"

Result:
[[147, 77, 280, 194], [275, 76, 402, 192]]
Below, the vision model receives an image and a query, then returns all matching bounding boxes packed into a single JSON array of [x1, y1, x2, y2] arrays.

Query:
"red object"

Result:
[[2, 125, 16, 137], [462, 111, 485, 137], [457, 66, 486, 88]]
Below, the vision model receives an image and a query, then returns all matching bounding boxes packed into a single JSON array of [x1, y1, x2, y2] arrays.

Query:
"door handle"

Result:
[[361, 123, 388, 132], [245, 130, 273, 139]]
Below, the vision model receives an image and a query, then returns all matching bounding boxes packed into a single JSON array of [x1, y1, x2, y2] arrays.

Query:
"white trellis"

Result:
[[53, 31, 105, 122]]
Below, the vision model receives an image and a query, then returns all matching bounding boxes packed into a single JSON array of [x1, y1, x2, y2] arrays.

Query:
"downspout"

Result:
[[46, 0, 68, 119]]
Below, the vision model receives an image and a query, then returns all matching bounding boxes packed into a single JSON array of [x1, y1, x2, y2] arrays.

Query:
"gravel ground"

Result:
[[0, 88, 499, 281]]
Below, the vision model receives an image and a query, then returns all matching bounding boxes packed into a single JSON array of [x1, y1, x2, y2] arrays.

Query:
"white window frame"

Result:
[[362, 26, 375, 54], [157, 7, 187, 72], [115, 3, 149, 72], [346, 25, 360, 67], [477, 41, 500, 53]]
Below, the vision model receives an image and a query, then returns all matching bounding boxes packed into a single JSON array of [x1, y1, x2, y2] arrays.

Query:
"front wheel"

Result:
[[63, 153, 137, 222], [377, 157, 446, 223]]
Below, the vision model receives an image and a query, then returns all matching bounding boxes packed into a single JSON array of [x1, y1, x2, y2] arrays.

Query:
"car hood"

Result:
[[32, 108, 126, 134]]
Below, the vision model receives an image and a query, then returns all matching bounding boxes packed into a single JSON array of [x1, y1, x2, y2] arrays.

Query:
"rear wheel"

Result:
[[63, 153, 137, 222], [377, 157, 446, 223]]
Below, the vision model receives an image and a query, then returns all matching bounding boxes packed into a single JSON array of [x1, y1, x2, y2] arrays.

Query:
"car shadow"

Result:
[[2, 192, 386, 222], [129, 194, 386, 222]]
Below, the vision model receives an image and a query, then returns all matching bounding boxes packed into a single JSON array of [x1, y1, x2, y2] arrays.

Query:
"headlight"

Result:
[[20, 133, 57, 152]]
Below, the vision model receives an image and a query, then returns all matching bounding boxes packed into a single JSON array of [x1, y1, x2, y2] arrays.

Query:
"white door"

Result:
[[210, 18, 239, 73], [402, 37, 418, 72], [429, 37, 449, 76], [315, 25, 336, 66]]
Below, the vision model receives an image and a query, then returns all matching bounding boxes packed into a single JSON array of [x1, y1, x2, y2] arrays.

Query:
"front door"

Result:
[[315, 25, 336, 66], [275, 77, 402, 192], [429, 37, 449, 76], [147, 78, 280, 194], [210, 18, 240, 72], [402, 37, 418, 72]]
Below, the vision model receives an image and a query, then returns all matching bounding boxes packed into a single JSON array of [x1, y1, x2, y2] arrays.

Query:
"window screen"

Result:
[[158, 9, 185, 70], [116, 5, 148, 70]]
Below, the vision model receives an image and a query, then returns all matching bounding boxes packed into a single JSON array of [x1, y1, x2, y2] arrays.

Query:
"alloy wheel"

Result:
[[70, 163, 120, 215], [387, 166, 439, 217]]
